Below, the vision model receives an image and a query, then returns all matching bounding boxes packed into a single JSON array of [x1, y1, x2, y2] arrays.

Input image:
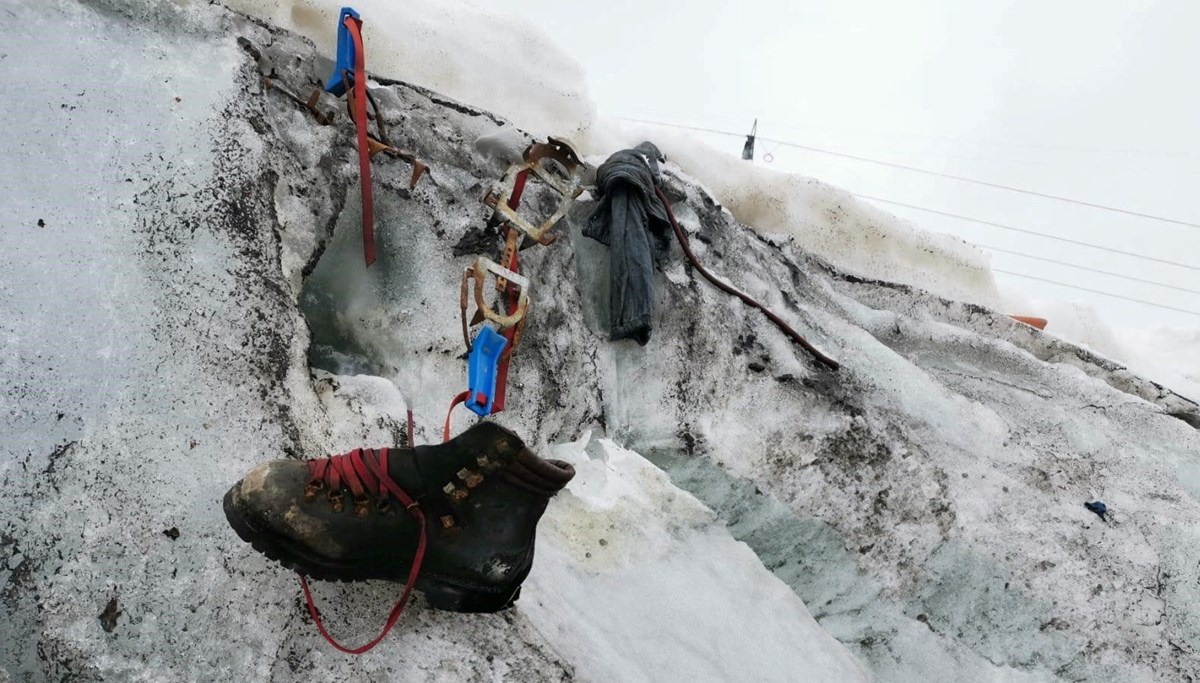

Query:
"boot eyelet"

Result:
[[328, 492, 345, 513], [376, 499, 391, 514], [304, 480, 325, 503], [353, 496, 371, 517], [443, 483, 469, 503], [457, 468, 484, 488]]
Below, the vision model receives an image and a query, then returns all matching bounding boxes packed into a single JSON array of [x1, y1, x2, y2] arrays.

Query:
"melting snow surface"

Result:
[[228, 0, 1001, 312], [4, 1, 1199, 681], [523, 433, 869, 683], [228, 0, 1196, 396]]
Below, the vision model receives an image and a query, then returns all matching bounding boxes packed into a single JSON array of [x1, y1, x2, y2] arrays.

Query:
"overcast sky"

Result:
[[487, 0, 1199, 329]]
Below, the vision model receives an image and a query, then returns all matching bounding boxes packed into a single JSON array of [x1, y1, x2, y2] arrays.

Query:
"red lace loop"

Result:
[[300, 447, 428, 654], [443, 391, 470, 443], [308, 447, 384, 501]]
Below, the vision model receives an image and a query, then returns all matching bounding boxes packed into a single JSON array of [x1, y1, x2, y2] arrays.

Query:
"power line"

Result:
[[992, 269, 1200, 318], [857, 195, 1200, 274], [619, 116, 742, 139], [755, 119, 1200, 164], [762, 139, 1200, 230], [618, 116, 1200, 230], [616, 115, 1200, 316], [618, 110, 1200, 163], [978, 243, 1200, 296], [620, 114, 1200, 275]]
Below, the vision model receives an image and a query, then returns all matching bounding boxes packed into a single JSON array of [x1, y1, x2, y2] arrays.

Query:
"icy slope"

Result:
[[228, 0, 1200, 403], [3, 1, 1200, 682], [0, 2, 865, 681], [526, 435, 868, 682], [285, 22, 1200, 683]]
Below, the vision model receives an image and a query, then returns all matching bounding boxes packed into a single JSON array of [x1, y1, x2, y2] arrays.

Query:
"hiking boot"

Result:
[[223, 422, 574, 613]]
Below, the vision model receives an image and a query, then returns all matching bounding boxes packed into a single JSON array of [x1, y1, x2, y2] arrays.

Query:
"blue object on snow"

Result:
[[324, 7, 361, 96], [465, 326, 509, 417], [1084, 501, 1108, 521]]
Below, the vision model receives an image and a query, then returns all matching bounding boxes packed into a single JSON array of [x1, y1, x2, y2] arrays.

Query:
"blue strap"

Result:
[[465, 327, 509, 417], [324, 7, 362, 96]]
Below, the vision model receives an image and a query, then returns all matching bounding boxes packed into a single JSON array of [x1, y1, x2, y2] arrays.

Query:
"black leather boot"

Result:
[[223, 422, 574, 613]]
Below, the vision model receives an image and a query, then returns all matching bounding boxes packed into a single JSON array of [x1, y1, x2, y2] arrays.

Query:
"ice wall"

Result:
[[5, 1, 1200, 680], [226, 0, 1004, 311], [290, 64, 1200, 676], [0, 5, 871, 679]]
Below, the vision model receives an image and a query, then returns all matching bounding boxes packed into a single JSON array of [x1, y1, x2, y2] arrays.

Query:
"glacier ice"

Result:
[[2, 1, 1199, 681]]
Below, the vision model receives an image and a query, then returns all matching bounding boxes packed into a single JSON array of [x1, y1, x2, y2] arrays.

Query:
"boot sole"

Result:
[[222, 485, 522, 613]]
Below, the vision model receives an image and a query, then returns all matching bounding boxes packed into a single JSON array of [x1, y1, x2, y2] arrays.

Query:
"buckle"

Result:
[[483, 137, 586, 246], [460, 257, 531, 345]]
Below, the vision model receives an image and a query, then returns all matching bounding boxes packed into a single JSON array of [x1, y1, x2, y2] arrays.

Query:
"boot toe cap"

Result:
[[225, 460, 346, 561]]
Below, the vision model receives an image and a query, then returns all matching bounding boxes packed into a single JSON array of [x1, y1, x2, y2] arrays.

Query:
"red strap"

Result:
[[444, 390, 470, 443], [345, 16, 375, 267], [491, 173, 529, 414], [406, 408, 415, 447], [300, 448, 427, 654], [654, 187, 840, 370], [491, 235, 522, 413], [508, 169, 530, 209]]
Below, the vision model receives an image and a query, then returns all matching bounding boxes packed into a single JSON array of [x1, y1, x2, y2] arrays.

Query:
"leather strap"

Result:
[[344, 16, 375, 267]]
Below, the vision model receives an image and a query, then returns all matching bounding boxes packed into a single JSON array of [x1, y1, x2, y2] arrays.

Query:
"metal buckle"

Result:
[[460, 257, 531, 340], [483, 137, 585, 246]]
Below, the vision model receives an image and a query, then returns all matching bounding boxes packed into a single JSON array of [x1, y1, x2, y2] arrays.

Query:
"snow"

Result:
[[228, 0, 1003, 312], [290, 63, 1200, 676], [523, 434, 869, 682], [0, 4, 866, 679], [227, 0, 1195, 400], [221, 0, 597, 140], [1001, 294, 1200, 402], [4, 0, 1200, 681], [1112, 326, 1200, 402]]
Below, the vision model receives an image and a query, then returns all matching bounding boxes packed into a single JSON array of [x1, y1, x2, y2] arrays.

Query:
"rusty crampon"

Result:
[[459, 257, 531, 352], [483, 137, 586, 246], [261, 78, 337, 125], [343, 75, 428, 190], [456, 137, 588, 416], [259, 72, 428, 191]]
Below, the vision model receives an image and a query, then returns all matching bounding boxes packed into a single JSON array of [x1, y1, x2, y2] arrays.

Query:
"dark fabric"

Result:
[[584, 141, 672, 345]]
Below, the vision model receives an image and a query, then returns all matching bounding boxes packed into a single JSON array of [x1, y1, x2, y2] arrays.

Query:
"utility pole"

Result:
[[741, 119, 757, 161]]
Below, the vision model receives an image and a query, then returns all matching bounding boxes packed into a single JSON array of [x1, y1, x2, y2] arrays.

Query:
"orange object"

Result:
[[1009, 315, 1048, 330]]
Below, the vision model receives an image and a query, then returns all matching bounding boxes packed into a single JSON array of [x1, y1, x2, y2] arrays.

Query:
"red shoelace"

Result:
[[299, 447, 427, 654]]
